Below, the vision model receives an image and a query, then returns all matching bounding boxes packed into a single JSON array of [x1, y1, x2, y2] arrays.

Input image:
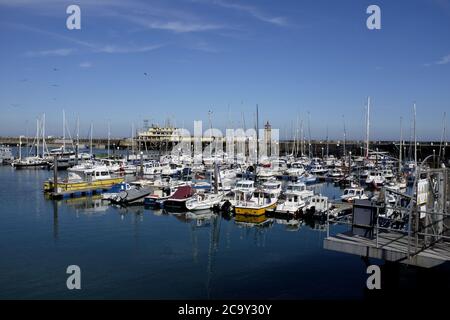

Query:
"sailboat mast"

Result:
[[36, 118, 40, 157], [366, 97, 370, 158], [107, 121, 111, 158], [399, 116, 403, 174], [63, 109, 66, 153], [308, 112, 312, 158], [42, 114, 46, 157], [301, 120, 304, 156], [76, 116, 79, 163], [90, 122, 93, 156], [438, 112, 446, 163], [131, 122, 135, 155], [343, 115, 347, 158], [414, 103, 417, 166], [256, 104, 259, 166]]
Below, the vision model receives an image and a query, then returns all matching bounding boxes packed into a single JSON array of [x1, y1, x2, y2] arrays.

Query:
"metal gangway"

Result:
[[324, 160, 450, 268]]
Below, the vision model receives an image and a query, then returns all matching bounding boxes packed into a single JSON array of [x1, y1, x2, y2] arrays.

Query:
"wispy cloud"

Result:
[[9, 23, 166, 56], [95, 43, 165, 54], [436, 54, 450, 65], [425, 53, 450, 66], [204, 0, 289, 27], [79, 61, 92, 68], [24, 48, 75, 57], [121, 14, 223, 33]]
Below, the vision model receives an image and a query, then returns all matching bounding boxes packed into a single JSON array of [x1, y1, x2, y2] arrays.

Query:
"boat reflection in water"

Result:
[[234, 214, 273, 228], [62, 195, 109, 215]]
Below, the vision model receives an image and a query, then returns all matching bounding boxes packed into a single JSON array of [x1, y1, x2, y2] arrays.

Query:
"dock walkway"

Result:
[[324, 231, 450, 268]]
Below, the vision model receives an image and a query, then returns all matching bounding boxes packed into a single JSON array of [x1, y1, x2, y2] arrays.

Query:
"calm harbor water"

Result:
[[0, 164, 449, 299]]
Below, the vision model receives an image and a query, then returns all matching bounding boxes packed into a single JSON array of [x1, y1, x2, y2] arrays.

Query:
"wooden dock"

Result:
[[324, 231, 450, 268], [47, 186, 114, 199]]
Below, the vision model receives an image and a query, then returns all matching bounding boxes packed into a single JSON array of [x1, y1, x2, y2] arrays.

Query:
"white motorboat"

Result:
[[365, 171, 385, 186], [340, 187, 368, 202], [262, 180, 282, 197], [285, 162, 305, 177], [305, 195, 332, 215], [328, 168, 344, 179], [285, 181, 314, 201], [310, 164, 328, 175], [270, 192, 306, 215], [233, 180, 256, 194], [185, 192, 224, 211], [0, 145, 14, 164], [143, 161, 165, 175], [381, 168, 394, 180]]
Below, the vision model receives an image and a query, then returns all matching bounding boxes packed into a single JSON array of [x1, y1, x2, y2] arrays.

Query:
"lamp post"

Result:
[[433, 149, 436, 168], [140, 151, 144, 177], [349, 151, 352, 169]]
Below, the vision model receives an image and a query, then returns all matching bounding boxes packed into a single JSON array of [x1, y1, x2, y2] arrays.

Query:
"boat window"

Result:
[[101, 171, 109, 176]]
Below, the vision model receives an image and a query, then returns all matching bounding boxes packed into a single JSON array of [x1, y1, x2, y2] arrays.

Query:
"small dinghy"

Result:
[[110, 185, 152, 206], [102, 182, 132, 201]]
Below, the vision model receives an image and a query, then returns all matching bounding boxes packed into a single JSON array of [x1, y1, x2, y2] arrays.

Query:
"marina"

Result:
[[1, 0, 450, 302], [1, 124, 449, 298]]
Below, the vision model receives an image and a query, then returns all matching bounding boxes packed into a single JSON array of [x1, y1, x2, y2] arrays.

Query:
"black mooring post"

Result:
[[53, 155, 58, 193]]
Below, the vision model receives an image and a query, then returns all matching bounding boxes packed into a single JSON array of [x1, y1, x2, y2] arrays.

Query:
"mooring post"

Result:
[[53, 155, 58, 193], [140, 151, 144, 177]]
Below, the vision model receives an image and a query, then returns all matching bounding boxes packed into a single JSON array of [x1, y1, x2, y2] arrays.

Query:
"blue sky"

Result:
[[0, 0, 449, 140]]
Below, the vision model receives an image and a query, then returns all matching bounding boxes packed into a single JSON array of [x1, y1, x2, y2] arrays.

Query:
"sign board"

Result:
[[419, 205, 427, 219], [417, 179, 428, 206]]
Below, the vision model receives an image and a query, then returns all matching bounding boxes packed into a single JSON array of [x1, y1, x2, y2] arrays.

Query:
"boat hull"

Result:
[[234, 202, 276, 216], [44, 177, 124, 194]]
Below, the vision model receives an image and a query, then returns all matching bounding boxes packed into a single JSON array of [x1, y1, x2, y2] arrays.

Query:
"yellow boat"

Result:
[[234, 188, 278, 216], [44, 166, 124, 195]]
